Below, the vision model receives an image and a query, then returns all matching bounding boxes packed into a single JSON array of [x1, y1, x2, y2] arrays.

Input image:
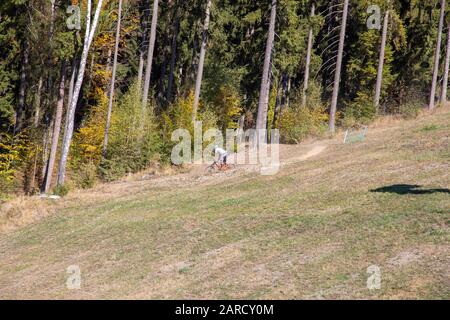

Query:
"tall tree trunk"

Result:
[[329, 0, 349, 133], [273, 73, 288, 129], [65, 62, 77, 133], [286, 77, 291, 110], [374, 10, 389, 109], [167, 16, 180, 102], [103, 0, 122, 158], [192, 0, 212, 122], [302, 3, 315, 107], [33, 76, 44, 128], [440, 22, 450, 104], [16, 43, 29, 131], [44, 0, 57, 119], [41, 117, 54, 182], [57, 0, 104, 186], [49, 0, 56, 41], [429, 0, 446, 110], [141, 0, 159, 109], [158, 31, 169, 100], [256, 0, 277, 140], [43, 61, 67, 193]]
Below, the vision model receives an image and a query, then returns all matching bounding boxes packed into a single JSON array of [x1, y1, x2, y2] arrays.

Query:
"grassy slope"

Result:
[[0, 109, 449, 299]]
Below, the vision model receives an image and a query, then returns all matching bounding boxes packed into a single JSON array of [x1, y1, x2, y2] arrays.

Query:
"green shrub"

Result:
[[160, 92, 218, 162], [399, 102, 421, 119], [99, 81, 162, 182], [279, 105, 328, 144], [72, 162, 98, 189], [342, 92, 377, 127], [53, 184, 70, 197], [0, 131, 28, 195]]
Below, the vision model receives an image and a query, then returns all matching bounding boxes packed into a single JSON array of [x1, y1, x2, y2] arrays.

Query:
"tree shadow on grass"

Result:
[[371, 184, 450, 195]]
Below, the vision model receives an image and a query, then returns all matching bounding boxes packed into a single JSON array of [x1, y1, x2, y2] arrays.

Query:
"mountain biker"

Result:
[[213, 145, 228, 166]]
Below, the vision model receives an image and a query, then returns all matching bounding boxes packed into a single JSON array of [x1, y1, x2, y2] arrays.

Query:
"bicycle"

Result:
[[205, 161, 236, 174]]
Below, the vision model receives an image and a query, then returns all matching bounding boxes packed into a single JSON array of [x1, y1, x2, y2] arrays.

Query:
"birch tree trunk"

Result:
[[141, 0, 159, 109], [329, 0, 349, 133], [440, 22, 450, 104], [302, 4, 315, 107], [57, 0, 104, 186], [429, 0, 445, 110], [65, 62, 77, 136], [192, 0, 212, 122], [103, 0, 123, 158], [256, 0, 277, 139], [43, 61, 67, 193], [374, 10, 389, 109]]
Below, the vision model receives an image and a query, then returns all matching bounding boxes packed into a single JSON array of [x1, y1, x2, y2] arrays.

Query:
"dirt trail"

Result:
[[280, 144, 328, 166]]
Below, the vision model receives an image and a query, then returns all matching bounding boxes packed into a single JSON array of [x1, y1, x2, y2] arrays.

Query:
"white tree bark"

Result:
[[141, 0, 159, 109], [440, 22, 450, 104], [429, 0, 445, 110], [256, 0, 277, 139], [329, 0, 349, 133], [43, 62, 67, 193], [192, 0, 212, 122], [374, 10, 389, 109], [103, 0, 123, 158], [302, 3, 315, 107], [57, 0, 104, 186]]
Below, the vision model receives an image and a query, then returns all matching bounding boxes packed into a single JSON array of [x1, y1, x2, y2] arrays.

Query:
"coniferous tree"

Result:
[[374, 10, 390, 109], [429, 0, 446, 110], [256, 0, 277, 139], [103, 0, 123, 158], [192, 0, 212, 122], [329, 0, 349, 133], [141, 0, 159, 109]]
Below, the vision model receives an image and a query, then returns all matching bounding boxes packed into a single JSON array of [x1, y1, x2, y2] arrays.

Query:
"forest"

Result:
[[0, 0, 448, 198]]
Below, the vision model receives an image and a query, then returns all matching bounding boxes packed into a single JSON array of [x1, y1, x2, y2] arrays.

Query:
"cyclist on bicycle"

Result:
[[213, 145, 228, 166]]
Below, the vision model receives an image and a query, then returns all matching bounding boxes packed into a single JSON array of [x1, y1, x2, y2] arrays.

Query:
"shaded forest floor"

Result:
[[0, 107, 449, 299]]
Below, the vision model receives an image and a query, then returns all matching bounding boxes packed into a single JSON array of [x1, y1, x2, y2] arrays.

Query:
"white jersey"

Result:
[[215, 147, 228, 160]]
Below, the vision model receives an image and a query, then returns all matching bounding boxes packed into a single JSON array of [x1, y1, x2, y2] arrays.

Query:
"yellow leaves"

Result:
[[279, 104, 328, 144], [179, 91, 195, 115], [0, 132, 29, 183], [72, 90, 108, 164], [94, 33, 113, 50], [212, 85, 243, 130], [92, 64, 112, 87]]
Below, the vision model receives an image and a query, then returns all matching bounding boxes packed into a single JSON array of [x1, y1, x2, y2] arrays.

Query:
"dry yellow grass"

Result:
[[0, 106, 448, 299], [0, 197, 53, 233]]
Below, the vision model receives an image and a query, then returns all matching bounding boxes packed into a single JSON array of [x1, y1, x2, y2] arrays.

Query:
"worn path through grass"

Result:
[[0, 108, 449, 299]]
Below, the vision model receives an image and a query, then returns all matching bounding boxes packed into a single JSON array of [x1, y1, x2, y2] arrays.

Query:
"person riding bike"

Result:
[[213, 145, 229, 167]]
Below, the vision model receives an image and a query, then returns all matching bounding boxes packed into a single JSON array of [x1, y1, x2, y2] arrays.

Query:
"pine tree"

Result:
[[256, 0, 277, 140]]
